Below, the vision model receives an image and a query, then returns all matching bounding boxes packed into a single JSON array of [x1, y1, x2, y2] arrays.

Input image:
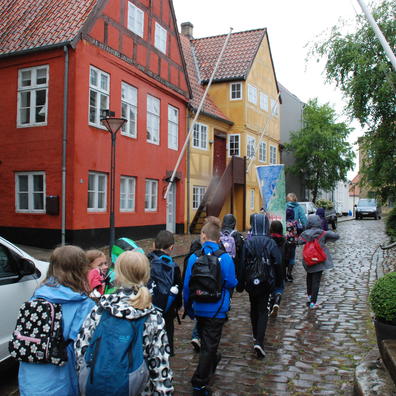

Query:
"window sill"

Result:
[[17, 122, 48, 128]]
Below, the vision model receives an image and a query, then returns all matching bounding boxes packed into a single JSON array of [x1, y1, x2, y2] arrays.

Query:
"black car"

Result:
[[355, 198, 381, 220]]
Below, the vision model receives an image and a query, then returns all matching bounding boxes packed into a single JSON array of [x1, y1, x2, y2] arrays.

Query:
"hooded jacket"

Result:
[[287, 201, 307, 227], [315, 207, 329, 231], [18, 281, 95, 396], [300, 215, 339, 273], [221, 213, 244, 268], [75, 288, 173, 395]]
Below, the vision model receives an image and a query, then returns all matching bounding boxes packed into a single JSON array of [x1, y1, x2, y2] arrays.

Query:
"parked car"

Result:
[[0, 236, 48, 363], [297, 201, 318, 216], [355, 198, 382, 220]]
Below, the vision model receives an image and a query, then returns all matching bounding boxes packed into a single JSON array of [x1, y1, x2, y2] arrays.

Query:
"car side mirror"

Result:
[[17, 258, 36, 276]]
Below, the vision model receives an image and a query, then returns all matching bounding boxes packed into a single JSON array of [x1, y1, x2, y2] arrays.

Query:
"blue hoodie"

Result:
[[183, 241, 237, 319], [287, 201, 307, 227], [18, 281, 95, 396]]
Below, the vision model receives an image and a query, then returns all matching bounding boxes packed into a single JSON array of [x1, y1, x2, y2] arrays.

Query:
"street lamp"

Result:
[[100, 109, 127, 254]]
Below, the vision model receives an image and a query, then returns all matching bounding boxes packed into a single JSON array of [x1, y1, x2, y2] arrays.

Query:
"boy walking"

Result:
[[184, 219, 238, 396]]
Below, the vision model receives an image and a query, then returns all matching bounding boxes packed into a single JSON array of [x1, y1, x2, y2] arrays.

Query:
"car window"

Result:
[[0, 245, 18, 279], [358, 199, 376, 207]]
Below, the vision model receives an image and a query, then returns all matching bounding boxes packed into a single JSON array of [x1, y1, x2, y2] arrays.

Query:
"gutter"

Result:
[[0, 42, 70, 59]]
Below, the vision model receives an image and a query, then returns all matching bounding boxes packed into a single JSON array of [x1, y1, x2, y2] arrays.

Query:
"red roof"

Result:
[[0, 0, 97, 56], [180, 35, 232, 124], [192, 29, 266, 82]]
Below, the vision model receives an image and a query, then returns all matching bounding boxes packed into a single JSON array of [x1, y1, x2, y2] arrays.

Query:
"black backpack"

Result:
[[189, 249, 224, 303]]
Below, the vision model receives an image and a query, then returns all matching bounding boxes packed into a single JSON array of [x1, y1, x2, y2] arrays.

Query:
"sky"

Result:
[[172, 0, 376, 178]]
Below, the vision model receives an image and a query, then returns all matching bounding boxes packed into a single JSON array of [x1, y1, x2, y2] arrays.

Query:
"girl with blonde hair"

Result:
[[75, 251, 173, 395]]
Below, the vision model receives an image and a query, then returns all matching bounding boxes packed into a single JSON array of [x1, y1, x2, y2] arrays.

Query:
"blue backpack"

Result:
[[79, 311, 149, 396]]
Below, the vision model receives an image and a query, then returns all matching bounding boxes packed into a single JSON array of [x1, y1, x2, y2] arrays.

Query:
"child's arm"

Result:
[[324, 231, 340, 243]]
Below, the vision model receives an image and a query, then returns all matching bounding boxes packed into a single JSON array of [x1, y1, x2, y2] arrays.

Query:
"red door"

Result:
[[213, 135, 226, 177]]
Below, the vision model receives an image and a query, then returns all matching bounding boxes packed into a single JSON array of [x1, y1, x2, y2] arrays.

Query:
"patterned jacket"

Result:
[[74, 288, 174, 395]]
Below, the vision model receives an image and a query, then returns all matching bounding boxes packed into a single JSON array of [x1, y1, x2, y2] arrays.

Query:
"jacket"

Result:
[[75, 288, 173, 395], [18, 281, 95, 396], [221, 213, 245, 270], [183, 241, 238, 319], [315, 207, 329, 231], [287, 201, 307, 227], [300, 215, 339, 273]]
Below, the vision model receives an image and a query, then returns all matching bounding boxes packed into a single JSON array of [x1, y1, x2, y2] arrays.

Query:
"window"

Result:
[[121, 82, 137, 138], [247, 83, 257, 104], [250, 189, 255, 210], [259, 92, 268, 111], [147, 95, 160, 144], [192, 186, 206, 210], [15, 172, 45, 213], [18, 66, 48, 126], [120, 176, 136, 212], [271, 98, 279, 117], [228, 134, 240, 156], [127, 2, 144, 37], [145, 179, 158, 211], [193, 122, 208, 150], [247, 136, 255, 159], [89, 66, 110, 128], [88, 172, 107, 211], [259, 141, 267, 162], [154, 22, 167, 53], [270, 145, 277, 164], [168, 105, 178, 150], [230, 82, 242, 100]]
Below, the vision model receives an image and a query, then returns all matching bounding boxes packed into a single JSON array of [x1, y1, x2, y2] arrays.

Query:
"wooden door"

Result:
[[213, 135, 226, 177]]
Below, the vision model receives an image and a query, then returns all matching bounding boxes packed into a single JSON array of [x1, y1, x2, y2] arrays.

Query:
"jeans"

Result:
[[306, 271, 323, 303], [248, 291, 270, 348]]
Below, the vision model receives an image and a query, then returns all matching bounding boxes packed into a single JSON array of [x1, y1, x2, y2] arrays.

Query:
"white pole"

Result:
[[164, 27, 234, 199], [356, 0, 396, 71]]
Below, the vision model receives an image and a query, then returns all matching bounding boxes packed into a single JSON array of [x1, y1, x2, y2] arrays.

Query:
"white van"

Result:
[[0, 236, 48, 363]]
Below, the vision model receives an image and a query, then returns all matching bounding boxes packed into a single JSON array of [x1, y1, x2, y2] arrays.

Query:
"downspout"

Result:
[[61, 45, 69, 245], [186, 111, 191, 233]]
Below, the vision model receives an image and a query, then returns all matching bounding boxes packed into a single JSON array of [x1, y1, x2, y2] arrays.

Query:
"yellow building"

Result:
[[181, 23, 281, 231]]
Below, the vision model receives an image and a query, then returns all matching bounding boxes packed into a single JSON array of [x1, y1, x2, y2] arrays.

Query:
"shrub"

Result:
[[315, 199, 334, 210], [369, 272, 396, 325], [385, 208, 396, 242]]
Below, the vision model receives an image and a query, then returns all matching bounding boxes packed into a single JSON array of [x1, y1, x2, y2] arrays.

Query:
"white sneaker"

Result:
[[270, 304, 279, 317], [191, 338, 201, 352], [254, 344, 266, 358]]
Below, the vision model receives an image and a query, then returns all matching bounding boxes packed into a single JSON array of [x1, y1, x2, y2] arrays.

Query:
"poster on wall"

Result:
[[256, 165, 286, 228]]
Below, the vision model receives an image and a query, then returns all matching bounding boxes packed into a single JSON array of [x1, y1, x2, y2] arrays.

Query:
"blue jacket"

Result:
[[18, 281, 95, 396], [183, 241, 238, 319], [287, 201, 307, 227]]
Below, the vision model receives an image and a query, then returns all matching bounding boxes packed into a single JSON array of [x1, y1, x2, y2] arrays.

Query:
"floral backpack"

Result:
[[286, 207, 299, 244]]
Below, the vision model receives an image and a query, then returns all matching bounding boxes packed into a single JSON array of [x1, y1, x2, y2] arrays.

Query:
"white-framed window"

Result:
[[127, 1, 144, 37], [15, 172, 45, 213], [230, 82, 242, 100], [147, 95, 160, 144], [247, 83, 257, 104], [120, 176, 136, 212], [259, 141, 267, 162], [145, 179, 158, 211], [270, 145, 277, 164], [192, 186, 206, 210], [121, 82, 137, 138], [271, 98, 279, 117], [168, 105, 178, 150], [228, 134, 240, 156], [250, 189, 255, 210], [89, 66, 110, 128], [154, 22, 167, 54], [88, 172, 107, 212], [259, 92, 269, 111], [17, 65, 48, 127], [247, 136, 255, 159], [193, 122, 208, 150]]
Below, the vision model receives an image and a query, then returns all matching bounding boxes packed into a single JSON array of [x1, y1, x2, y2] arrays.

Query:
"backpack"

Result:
[[286, 220, 299, 244], [9, 299, 69, 366], [189, 249, 224, 303], [79, 311, 149, 396], [301, 232, 327, 266], [148, 253, 176, 312], [219, 230, 237, 258]]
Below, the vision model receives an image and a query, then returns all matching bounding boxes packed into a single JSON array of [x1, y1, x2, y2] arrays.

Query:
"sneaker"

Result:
[[192, 386, 212, 396], [286, 273, 293, 282], [309, 302, 319, 309], [254, 344, 266, 359], [306, 295, 312, 307], [270, 303, 279, 317], [191, 338, 201, 352]]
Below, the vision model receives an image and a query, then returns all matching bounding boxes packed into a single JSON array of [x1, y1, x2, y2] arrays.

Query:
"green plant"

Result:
[[385, 208, 396, 242], [315, 199, 334, 209], [369, 272, 396, 324]]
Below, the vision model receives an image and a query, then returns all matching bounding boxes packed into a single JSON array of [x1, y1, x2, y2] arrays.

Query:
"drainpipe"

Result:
[[61, 45, 69, 245], [186, 111, 191, 233]]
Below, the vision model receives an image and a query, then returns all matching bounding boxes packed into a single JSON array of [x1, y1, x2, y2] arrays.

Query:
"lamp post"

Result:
[[100, 110, 127, 254]]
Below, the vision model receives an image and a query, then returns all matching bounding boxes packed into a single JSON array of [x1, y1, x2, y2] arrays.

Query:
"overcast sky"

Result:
[[172, 0, 381, 178]]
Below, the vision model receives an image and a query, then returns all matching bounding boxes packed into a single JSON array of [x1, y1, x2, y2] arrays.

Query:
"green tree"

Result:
[[285, 99, 355, 202], [313, 0, 396, 202]]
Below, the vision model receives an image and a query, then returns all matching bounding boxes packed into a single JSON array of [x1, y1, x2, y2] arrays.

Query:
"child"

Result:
[[300, 214, 339, 309], [184, 219, 238, 396], [75, 251, 173, 395], [316, 207, 329, 231], [221, 213, 244, 269], [86, 249, 109, 298], [18, 245, 95, 396]]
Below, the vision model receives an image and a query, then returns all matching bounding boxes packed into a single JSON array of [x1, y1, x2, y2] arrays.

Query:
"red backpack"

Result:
[[301, 232, 327, 266]]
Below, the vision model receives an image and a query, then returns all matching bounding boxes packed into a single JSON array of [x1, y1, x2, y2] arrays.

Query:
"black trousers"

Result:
[[163, 312, 175, 356], [248, 291, 270, 348], [306, 271, 323, 303], [191, 316, 226, 388]]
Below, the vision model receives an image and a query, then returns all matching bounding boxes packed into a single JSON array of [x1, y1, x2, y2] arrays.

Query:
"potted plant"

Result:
[[369, 272, 396, 359]]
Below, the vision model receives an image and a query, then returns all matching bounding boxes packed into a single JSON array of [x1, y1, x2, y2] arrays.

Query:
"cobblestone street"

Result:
[[171, 219, 388, 395]]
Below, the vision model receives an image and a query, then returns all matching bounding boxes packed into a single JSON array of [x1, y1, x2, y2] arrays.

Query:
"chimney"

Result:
[[181, 22, 194, 40]]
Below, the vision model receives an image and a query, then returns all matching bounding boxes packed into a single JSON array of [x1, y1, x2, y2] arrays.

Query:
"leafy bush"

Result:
[[315, 199, 334, 209], [385, 208, 396, 242], [369, 272, 396, 324]]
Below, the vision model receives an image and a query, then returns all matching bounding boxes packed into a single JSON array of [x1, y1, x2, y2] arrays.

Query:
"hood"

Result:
[[306, 214, 323, 229], [287, 201, 298, 208], [250, 213, 269, 236], [34, 279, 89, 304], [98, 288, 154, 320], [316, 208, 325, 218], [189, 239, 202, 254], [222, 214, 236, 231]]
